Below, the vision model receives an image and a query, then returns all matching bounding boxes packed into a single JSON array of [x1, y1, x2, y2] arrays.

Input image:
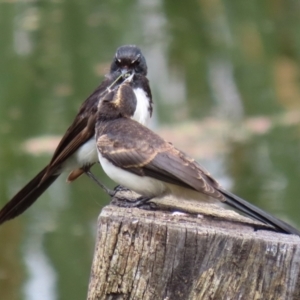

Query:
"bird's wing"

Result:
[[46, 74, 124, 176], [48, 81, 110, 167], [147, 148, 225, 200], [98, 121, 224, 200]]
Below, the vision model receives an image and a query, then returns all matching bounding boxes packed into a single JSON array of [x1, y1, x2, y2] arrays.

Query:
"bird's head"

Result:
[[98, 80, 137, 120], [110, 45, 147, 76]]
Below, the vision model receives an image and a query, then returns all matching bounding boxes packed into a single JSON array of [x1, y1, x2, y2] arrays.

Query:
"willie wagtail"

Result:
[[0, 45, 153, 225], [95, 82, 300, 236]]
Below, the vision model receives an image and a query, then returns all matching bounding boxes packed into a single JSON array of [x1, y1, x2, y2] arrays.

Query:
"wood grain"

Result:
[[88, 197, 300, 300]]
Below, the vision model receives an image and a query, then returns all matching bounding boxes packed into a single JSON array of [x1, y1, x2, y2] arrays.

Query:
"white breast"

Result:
[[75, 138, 98, 166], [63, 138, 98, 171], [98, 152, 167, 197], [132, 87, 151, 126]]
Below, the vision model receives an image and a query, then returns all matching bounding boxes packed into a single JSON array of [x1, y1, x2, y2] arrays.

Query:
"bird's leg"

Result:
[[84, 168, 155, 209], [84, 168, 135, 200], [84, 169, 115, 197]]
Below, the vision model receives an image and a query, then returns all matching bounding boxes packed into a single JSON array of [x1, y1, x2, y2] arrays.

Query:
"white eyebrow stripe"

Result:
[[131, 54, 141, 64]]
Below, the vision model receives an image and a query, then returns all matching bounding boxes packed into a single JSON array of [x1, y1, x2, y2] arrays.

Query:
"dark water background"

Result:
[[1, 1, 300, 299]]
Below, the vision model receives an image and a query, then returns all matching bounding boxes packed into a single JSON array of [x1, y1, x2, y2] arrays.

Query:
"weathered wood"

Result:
[[87, 196, 300, 300]]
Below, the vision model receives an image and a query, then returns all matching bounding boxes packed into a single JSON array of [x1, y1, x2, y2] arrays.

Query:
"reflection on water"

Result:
[[208, 58, 244, 120], [24, 232, 56, 300], [1, 1, 300, 299]]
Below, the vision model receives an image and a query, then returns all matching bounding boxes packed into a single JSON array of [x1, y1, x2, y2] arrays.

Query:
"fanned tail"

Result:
[[218, 188, 300, 236], [0, 166, 59, 225]]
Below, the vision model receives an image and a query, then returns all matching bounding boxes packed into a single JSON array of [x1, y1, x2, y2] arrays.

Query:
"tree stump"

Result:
[[87, 196, 300, 300]]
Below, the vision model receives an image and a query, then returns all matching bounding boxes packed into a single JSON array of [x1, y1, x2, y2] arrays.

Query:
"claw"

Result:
[[113, 185, 131, 193]]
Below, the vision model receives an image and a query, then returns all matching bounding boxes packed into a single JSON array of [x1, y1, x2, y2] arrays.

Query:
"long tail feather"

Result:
[[0, 166, 59, 225], [218, 188, 300, 235]]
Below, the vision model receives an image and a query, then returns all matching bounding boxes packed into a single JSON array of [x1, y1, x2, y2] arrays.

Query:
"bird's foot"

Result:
[[134, 196, 158, 210], [132, 196, 153, 207], [111, 195, 157, 210], [113, 185, 131, 193]]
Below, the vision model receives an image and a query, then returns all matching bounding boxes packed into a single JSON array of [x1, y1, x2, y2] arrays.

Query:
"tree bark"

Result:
[[87, 196, 300, 300]]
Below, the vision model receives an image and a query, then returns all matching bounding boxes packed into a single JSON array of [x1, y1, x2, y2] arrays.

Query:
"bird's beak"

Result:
[[121, 68, 129, 75], [121, 68, 135, 81], [123, 73, 134, 83]]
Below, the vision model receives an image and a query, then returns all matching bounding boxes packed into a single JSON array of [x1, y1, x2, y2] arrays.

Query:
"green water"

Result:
[[1, 1, 300, 299]]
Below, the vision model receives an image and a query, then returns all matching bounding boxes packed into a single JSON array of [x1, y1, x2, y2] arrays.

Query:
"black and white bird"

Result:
[[0, 45, 153, 225], [95, 82, 300, 236]]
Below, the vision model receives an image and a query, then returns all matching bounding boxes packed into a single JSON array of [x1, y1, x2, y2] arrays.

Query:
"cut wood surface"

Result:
[[87, 195, 300, 300]]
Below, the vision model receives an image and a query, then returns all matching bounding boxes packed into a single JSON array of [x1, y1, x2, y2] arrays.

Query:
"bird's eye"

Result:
[[115, 58, 121, 65], [131, 55, 141, 65]]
